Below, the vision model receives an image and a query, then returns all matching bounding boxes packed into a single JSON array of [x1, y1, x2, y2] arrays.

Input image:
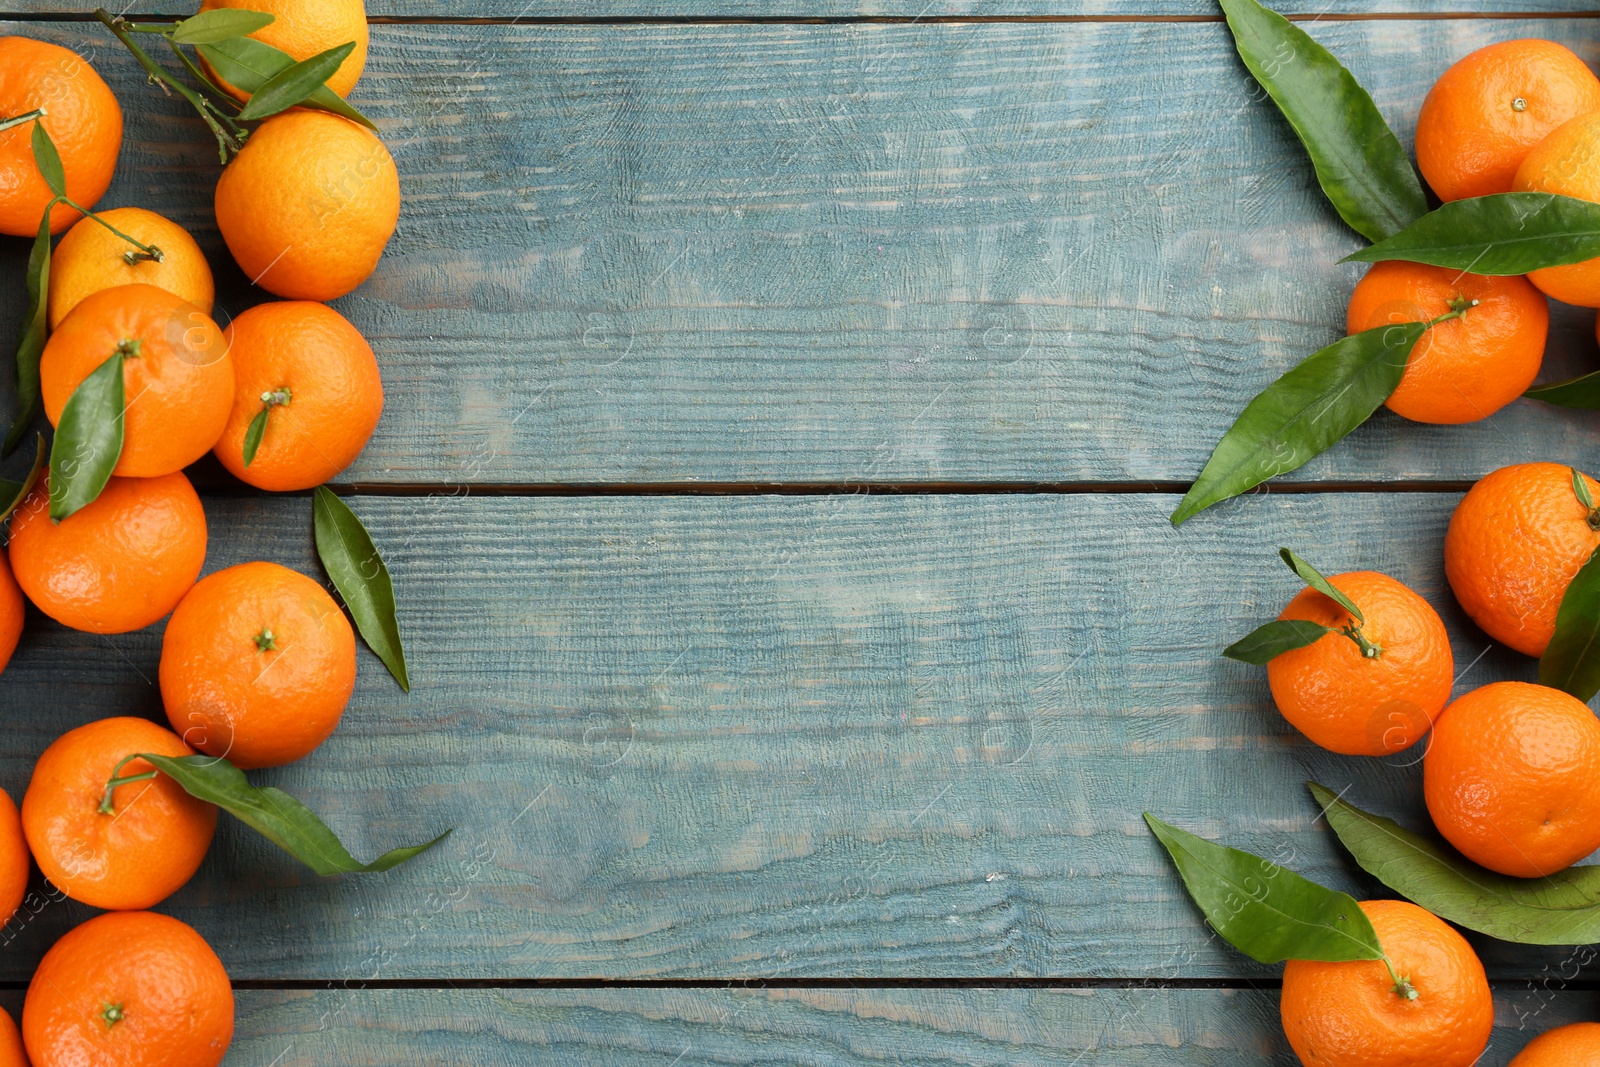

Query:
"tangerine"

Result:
[[161, 561, 356, 769], [1346, 261, 1547, 425], [1280, 899, 1493, 1067], [198, 0, 368, 99], [1425, 681, 1600, 878], [0, 788, 28, 928], [0, 552, 24, 675], [39, 283, 232, 479], [0, 1008, 22, 1067], [1417, 39, 1600, 202], [1510, 1022, 1600, 1065], [1514, 112, 1600, 306], [1444, 462, 1600, 657], [22, 910, 232, 1067], [212, 301, 384, 490], [21, 716, 216, 910], [1266, 571, 1453, 756], [9, 472, 206, 635], [214, 110, 399, 301], [48, 207, 214, 329], [0, 37, 122, 237]]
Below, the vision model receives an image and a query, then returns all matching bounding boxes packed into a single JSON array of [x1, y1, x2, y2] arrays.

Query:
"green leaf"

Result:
[[1216, 0, 1426, 242], [170, 7, 276, 45], [4, 205, 54, 457], [1575, 468, 1596, 512], [0, 434, 47, 525], [1279, 547, 1362, 622], [1526, 371, 1600, 410], [237, 42, 356, 122], [1540, 545, 1600, 701], [1311, 782, 1600, 945], [313, 486, 410, 691], [242, 406, 270, 467], [1346, 192, 1600, 275], [1145, 813, 1384, 964], [1171, 323, 1423, 525], [30, 122, 65, 198], [199, 37, 377, 130], [47, 349, 124, 522], [1223, 619, 1335, 664], [134, 753, 447, 876]]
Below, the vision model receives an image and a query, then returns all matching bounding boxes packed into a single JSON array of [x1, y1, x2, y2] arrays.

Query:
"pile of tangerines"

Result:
[[0, 1, 397, 1063], [1235, 40, 1600, 1065]]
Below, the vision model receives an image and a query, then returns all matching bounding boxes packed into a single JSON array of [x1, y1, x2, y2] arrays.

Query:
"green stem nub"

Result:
[[101, 1002, 125, 1028], [98, 754, 157, 816], [254, 628, 277, 651], [116, 338, 143, 359], [1341, 624, 1383, 659], [1382, 956, 1419, 1001], [122, 245, 164, 266], [261, 387, 292, 408]]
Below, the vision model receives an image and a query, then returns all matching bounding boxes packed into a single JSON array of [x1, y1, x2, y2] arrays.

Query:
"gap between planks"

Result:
[[6, 11, 1600, 23]]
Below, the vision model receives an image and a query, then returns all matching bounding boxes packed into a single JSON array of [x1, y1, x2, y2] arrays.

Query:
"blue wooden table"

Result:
[[1, 2, 1597, 1062]]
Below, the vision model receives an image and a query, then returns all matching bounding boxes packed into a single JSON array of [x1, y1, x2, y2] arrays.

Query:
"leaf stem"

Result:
[[56, 197, 165, 262], [98, 754, 157, 815], [0, 109, 47, 136], [93, 8, 242, 163], [162, 35, 249, 137]]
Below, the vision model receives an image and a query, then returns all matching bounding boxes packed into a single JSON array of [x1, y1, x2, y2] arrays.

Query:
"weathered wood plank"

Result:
[[218, 987, 1595, 1066], [0, 492, 1574, 980], [0, 985, 1583, 1064], [7, 3, 1600, 18], [2, 18, 1598, 485]]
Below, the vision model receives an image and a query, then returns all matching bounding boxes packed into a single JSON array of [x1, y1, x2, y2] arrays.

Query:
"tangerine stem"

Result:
[[1382, 955, 1419, 1001], [93, 9, 241, 163], [57, 196, 164, 262], [1426, 299, 1478, 329], [1340, 623, 1382, 659], [0, 109, 47, 136], [98, 753, 156, 816]]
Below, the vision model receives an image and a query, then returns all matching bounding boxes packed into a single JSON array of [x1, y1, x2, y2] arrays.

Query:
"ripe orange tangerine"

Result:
[[1280, 899, 1493, 1067], [39, 283, 232, 479], [9, 472, 206, 635], [1346, 261, 1547, 425], [21, 716, 216, 911], [48, 207, 214, 330], [0, 37, 122, 237], [1509, 1022, 1600, 1065], [1417, 39, 1600, 202], [1514, 112, 1600, 306]]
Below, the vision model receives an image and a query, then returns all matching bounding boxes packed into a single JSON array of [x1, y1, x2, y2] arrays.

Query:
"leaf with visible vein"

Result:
[[4, 206, 54, 456], [1311, 782, 1600, 945], [170, 7, 276, 45], [1347, 192, 1600, 275], [242, 406, 270, 466], [135, 753, 447, 876], [237, 42, 356, 122], [1170, 322, 1424, 526], [199, 37, 376, 129], [1541, 545, 1600, 701], [47, 349, 124, 522], [1217, 0, 1426, 241], [30, 122, 65, 197], [1223, 619, 1334, 664], [314, 487, 410, 691], [1145, 813, 1383, 964], [1279, 547, 1362, 622], [1526, 370, 1600, 410]]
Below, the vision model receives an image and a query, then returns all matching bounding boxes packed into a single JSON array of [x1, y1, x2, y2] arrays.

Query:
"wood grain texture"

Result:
[[7, 3, 1600, 18], [1, 18, 1599, 486], [218, 987, 1595, 1066], [0, 491, 1577, 981]]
